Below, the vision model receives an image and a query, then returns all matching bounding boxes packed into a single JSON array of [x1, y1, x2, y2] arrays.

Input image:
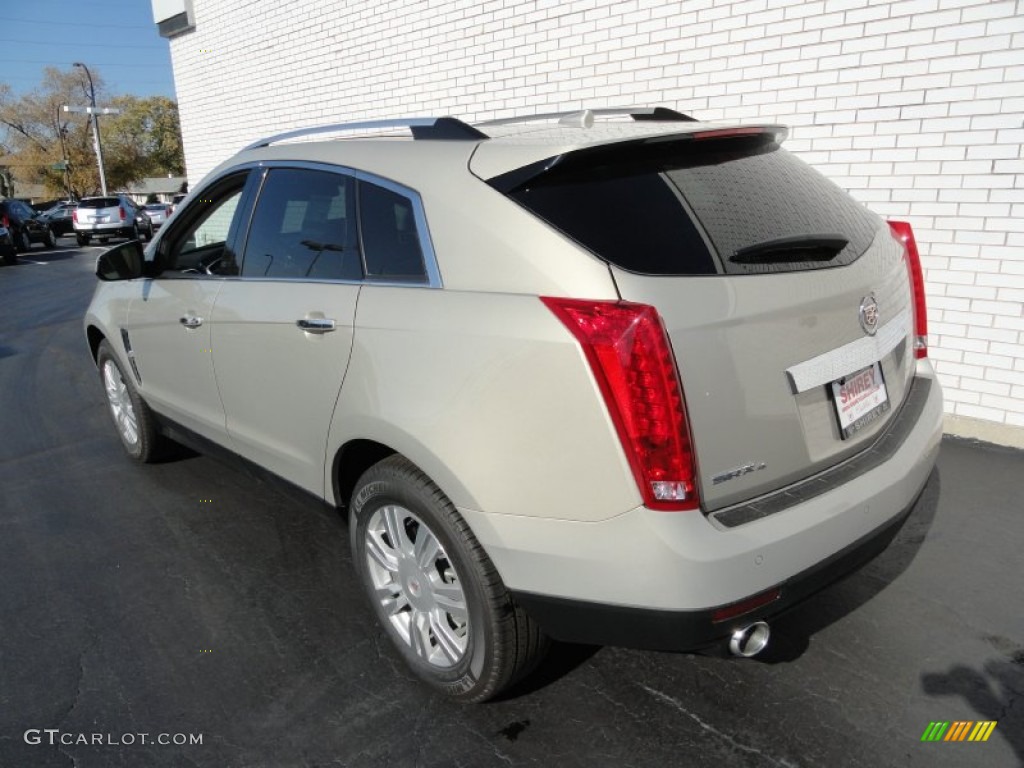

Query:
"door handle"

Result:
[[296, 317, 336, 333], [179, 314, 203, 329]]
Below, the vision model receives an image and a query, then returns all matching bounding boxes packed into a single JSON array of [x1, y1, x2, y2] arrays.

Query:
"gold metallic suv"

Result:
[[84, 109, 943, 701]]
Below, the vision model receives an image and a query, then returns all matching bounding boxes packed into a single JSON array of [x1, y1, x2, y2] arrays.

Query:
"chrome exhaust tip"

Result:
[[728, 621, 770, 658]]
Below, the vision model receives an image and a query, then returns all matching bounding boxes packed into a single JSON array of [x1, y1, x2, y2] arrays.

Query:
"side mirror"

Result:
[[96, 240, 145, 281]]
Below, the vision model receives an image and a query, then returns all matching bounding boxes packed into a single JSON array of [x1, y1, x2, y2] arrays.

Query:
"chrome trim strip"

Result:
[[710, 376, 931, 529], [786, 307, 911, 394]]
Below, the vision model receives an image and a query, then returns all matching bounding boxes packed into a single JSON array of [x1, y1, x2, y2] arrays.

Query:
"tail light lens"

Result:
[[119, 206, 126, 221], [888, 221, 928, 359], [1, 215, 8, 228], [72, 209, 78, 223], [542, 297, 699, 511]]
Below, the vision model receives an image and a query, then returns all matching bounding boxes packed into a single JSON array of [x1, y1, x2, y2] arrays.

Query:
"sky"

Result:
[[4, 0, 175, 99]]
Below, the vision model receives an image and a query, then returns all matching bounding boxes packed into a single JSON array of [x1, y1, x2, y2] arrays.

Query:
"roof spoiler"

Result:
[[486, 124, 789, 193]]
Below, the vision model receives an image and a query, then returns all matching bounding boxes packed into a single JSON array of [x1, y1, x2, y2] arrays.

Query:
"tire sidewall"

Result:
[[350, 469, 495, 699]]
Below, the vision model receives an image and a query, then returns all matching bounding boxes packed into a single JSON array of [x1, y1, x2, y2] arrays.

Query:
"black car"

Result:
[[0, 223, 15, 265], [39, 202, 77, 237], [0, 199, 56, 252]]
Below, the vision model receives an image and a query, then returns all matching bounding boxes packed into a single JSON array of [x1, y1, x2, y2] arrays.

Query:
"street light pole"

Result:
[[73, 62, 108, 196]]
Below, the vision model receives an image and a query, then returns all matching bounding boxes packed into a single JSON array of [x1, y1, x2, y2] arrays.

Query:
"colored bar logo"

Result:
[[921, 721, 997, 742]]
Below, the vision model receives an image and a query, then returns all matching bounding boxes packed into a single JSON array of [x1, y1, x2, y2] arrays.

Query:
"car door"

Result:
[[124, 170, 252, 443], [210, 165, 362, 496]]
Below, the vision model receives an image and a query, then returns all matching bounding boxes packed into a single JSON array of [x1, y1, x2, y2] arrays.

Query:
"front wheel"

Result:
[[95, 340, 164, 462], [350, 455, 548, 702]]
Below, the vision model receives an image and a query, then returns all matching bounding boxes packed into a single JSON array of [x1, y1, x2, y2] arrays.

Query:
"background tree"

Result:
[[0, 67, 184, 199]]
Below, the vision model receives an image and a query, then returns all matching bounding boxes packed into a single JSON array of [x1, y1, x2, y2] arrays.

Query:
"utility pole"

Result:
[[54, 105, 72, 199], [63, 62, 119, 196]]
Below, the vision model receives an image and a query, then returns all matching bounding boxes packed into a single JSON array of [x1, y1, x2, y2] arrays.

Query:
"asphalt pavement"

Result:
[[1, 241, 1022, 768]]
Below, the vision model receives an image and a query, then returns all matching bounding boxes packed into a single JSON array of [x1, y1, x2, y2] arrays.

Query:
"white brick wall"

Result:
[[168, 0, 1024, 436]]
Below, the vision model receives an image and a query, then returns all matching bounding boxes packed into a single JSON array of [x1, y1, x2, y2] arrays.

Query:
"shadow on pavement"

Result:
[[921, 655, 1024, 762]]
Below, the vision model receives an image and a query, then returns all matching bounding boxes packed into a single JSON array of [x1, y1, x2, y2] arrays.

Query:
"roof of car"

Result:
[[227, 108, 785, 186]]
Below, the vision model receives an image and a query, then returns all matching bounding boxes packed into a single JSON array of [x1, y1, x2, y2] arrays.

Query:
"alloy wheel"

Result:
[[102, 360, 139, 447], [364, 504, 469, 668]]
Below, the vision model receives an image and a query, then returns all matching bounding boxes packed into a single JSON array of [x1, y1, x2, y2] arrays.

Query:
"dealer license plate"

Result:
[[830, 361, 889, 439]]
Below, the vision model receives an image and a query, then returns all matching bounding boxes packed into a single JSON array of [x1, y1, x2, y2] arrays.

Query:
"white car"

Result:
[[84, 109, 943, 701]]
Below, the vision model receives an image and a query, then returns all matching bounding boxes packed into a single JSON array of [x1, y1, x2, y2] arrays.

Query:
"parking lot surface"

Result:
[[1, 243, 1022, 767]]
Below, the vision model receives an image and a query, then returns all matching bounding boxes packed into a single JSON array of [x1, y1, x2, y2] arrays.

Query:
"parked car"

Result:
[[0, 199, 56, 251], [134, 208, 155, 241], [143, 203, 172, 230], [0, 223, 15, 265], [73, 195, 144, 246], [40, 202, 77, 237], [83, 109, 943, 702], [170, 193, 186, 213]]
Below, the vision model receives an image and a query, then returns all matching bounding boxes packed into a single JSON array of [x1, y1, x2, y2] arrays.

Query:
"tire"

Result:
[[41, 227, 55, 248], [76, 233, 90, 246], [131, 224, 139, 242], [350, 455, 548, 702], [95, 340, 164, 462], [15, 229, 30, 253]]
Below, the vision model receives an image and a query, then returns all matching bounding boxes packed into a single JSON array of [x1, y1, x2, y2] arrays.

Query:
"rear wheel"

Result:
[[350, 455, 548, 702], [41, 227, 54, 248], [96, 340, 164, 462], [15, 229, 30, 252]]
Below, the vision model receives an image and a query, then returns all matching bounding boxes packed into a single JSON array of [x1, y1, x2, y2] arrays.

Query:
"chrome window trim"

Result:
[[154, 160, 443, 289], [249, 160, 441, 288]]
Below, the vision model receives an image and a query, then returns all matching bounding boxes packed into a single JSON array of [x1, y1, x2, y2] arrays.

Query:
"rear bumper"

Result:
[[460, 364, 943, 650], [511, 478, 926, 651]]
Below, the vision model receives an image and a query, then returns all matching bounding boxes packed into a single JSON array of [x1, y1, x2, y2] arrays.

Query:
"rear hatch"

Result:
[[487, 128, 917, 511], [77, 197, 122, 226]]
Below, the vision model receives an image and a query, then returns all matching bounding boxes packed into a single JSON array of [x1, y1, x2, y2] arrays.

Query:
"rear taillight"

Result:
[[1, 215, 8, 228], [119, 206, 126, 221], [72, 209, 78, 223], [542, 297, 699, 511], [888, 221, 928, 359]]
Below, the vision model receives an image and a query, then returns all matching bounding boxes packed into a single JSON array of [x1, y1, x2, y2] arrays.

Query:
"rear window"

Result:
[[80, 197, 120, 209], [505, 137, 880, 276]]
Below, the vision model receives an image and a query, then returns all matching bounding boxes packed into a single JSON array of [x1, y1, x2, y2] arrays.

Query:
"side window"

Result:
[[358, 181, 427, 282], [240, 168, 360, 280], [162, 175, 247, 275]]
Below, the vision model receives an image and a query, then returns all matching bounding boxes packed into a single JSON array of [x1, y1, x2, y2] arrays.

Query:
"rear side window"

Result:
[[358, 181, 427, 282], [507, 138, 880, 276], [242, 168, 360, 281]]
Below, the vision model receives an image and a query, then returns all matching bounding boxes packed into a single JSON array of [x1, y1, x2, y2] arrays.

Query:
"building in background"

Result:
[[153, 0, 1024, 446]]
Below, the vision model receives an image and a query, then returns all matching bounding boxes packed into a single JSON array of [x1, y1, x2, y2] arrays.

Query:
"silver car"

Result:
[[143, 203, 172, 230], [83, 109, 943, 701]]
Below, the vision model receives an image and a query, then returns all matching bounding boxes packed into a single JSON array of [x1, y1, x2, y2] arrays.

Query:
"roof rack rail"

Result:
[[476, 106, 698, 129], [243, 116, 487, 151]]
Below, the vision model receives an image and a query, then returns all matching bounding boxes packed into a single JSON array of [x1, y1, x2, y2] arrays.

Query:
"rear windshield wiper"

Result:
[[729, 234, 848, 264]]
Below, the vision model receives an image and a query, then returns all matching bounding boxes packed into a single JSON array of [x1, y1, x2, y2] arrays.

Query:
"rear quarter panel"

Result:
[[326, 286, 641, 522]]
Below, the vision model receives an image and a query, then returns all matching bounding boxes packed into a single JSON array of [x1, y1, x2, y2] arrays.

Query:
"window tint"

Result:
[[163, 175, 247, 274], [241, 168, 360, 280], [358, 181, 427, 282], [508, 138, 880, 276], [79, 197, 120, 209], [511, 172, 716, 275]]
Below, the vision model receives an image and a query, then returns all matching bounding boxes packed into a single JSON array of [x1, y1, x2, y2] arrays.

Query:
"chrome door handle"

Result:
[[296, 317, 336, 333], [179, 314, 203, 329]]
